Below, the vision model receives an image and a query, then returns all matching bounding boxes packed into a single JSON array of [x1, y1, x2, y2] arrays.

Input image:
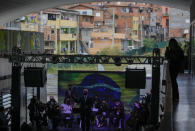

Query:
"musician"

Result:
[[97, 99, 108, 128], [61, 98, 73, 128], [112, 100, 124, 129]]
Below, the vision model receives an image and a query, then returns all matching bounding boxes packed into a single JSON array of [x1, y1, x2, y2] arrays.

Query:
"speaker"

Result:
[[126, 68, 146, 89], [24, 67, 47, 87]]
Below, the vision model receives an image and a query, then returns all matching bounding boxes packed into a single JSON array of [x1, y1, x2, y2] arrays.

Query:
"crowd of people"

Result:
[[27, 86, 125, 131]]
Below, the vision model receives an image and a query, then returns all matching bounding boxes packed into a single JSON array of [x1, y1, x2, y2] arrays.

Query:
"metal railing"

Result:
[[158, 62, 173, 131]]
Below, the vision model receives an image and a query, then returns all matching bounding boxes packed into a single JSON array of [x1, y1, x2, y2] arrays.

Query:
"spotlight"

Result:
[[52, 56, 58, 64], [114, 57, 121, 66]]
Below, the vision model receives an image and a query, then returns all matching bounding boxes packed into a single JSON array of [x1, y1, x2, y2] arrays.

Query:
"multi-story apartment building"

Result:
[[2, 8, 79, 54], [68, 4, 94, 54], [169, 8, 190, 42], [2, 2, 190, 55], [2, 13, 39, 32], [161, 6, 170, 40], [43, 8, 79, 54]]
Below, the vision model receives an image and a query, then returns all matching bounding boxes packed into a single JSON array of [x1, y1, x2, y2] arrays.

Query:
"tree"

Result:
[[143, 38, 156, 48], [99, 45, 123, 55]]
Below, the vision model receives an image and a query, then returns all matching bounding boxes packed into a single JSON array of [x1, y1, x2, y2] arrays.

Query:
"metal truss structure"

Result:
[[8, 54, 164, 65]]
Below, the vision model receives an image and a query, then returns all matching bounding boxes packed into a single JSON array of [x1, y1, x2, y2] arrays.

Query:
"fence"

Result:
[[125, 41, 168, 56]]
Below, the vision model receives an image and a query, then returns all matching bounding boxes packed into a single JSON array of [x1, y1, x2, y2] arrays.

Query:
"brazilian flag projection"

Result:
[[0, 30, 9, 52], [58, 70, 139, 110], [0, 29, 44, 54]]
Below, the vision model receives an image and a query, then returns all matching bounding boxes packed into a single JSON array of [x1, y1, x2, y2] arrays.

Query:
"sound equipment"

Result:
[[24, 67, 47, 87], [126, 68, 146, 89]]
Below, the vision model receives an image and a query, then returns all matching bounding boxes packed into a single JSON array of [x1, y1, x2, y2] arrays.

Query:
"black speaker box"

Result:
[[24, 67, 47, 87], [126, 68, 146, 89]]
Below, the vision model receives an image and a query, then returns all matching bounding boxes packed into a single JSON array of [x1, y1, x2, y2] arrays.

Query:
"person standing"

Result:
[[65, 84, 75, 105], [28, 96, 40, 127], [165, 38, 184, 102], [74, 89, 93, 131], [46, 96, 59, 130]]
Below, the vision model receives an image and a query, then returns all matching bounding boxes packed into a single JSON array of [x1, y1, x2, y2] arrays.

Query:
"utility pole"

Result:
[[140, 16, 143, 47], [39, 11, 43, 33], [112, 8, 115, 48]]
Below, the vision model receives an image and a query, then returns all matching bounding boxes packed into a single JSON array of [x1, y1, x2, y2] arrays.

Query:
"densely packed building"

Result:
[[1, 2, 190, 55]]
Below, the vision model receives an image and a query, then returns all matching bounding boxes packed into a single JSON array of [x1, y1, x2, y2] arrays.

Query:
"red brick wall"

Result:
[[170, 28, 184, 38]]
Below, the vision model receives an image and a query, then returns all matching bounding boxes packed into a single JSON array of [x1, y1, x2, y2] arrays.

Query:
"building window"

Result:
[[133, 30, 138, 35], [96, 12, 100, 17], [82, 11, 87, 15], [185, 19, 190, 23], [70, 28, 77, 34], [48, 14, 56, 20], [101, 38, 108, 42], [84, 17, 89, 22], [61, 41, 68, 54], [61, 15, 69, 20], [70, 41, 75, 53], [165, 8, 168, 14], [166, 19, 169, 26], [51, 28, 55, 34], [61, 28, 69, 34], [90, 40, 94, 48], [122, 8, 129, 13]]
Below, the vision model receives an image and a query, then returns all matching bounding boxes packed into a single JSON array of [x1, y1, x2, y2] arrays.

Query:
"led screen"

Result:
[[58, 70, 139, 110]]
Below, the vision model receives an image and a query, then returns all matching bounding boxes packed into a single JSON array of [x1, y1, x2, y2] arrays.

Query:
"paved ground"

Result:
[[173, 74, 195, 131]]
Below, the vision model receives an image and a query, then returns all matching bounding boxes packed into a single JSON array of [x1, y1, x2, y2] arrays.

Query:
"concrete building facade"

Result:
[[169, 8, 190, 42]]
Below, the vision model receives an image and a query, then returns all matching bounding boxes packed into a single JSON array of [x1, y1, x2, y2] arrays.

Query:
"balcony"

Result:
[[91, 32, 125, 39], [162, 12, 169, 16], [47, 19, 60, 28], [60, 20, 77, 27], [60, 34, 77, 41], [44, 41, 55, 50], [143, 20, 150, 25], [21, 22, 39, 32], [80, 22, 94, 28]]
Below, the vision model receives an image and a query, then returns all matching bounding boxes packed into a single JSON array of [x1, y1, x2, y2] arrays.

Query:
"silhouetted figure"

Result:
[[97, 99, 108, 128], [65, 84, 75, 106], [165, 38, 184, 102], [46, 96, 59, 130], [74, 89, 93, 131], [28, 96, 40, 128], [21, 122, 32, 131]]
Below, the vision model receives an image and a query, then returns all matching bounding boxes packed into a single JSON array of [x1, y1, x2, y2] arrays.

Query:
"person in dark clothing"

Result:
[[46, 96, 59, 130], [65, 84, 75, 106], [91, 95, 100, 125], [97, 99, 109, 128], [165, 38, 184, 102], [74, 89, 93, 131], [112, 100, 124, 129], [28, 96, 40, 127], [0, 106, 8, 131], [21, 122, 32, 131]]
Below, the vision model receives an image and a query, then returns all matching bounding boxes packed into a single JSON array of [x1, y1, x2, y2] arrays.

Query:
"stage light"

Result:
[[114, 57, 121, 66]]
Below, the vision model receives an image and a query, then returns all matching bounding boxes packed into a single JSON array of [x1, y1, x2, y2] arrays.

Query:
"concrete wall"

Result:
[[170, 8, 190, 29], [0, 58, 12, 91]]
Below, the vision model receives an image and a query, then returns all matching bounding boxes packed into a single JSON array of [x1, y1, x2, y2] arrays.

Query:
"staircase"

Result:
[[80, 41, 90, 54]]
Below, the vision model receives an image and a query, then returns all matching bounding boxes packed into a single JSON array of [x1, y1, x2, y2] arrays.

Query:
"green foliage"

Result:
[[99, 45, 123, 56], [143, 38, 156, 48], [115, 14, 118, 19]]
